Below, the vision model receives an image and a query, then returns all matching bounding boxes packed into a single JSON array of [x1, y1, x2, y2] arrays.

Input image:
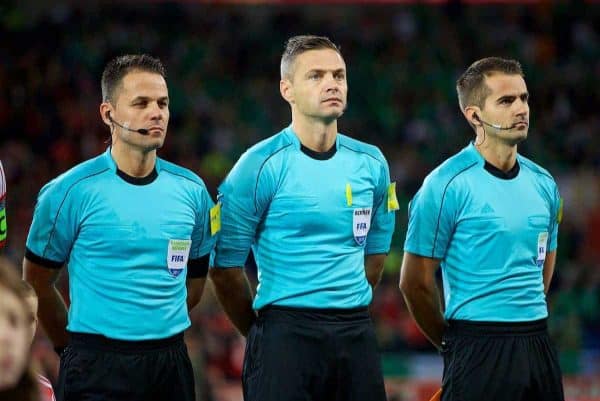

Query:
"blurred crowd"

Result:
[[1, 1, 599, 399]]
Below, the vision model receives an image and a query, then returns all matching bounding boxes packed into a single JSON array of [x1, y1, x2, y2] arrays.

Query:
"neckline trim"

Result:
[[300, 143, 337, 160], [484, 160, 520, 179], [116, 168, 158, 185]]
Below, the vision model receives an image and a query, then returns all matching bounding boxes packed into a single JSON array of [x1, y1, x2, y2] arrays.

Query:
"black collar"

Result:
[[116, 167, 158, 185], [300, 143, 337, 160], [484, 160, 520, 180]]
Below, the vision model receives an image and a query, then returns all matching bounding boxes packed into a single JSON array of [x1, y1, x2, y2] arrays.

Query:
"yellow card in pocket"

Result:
[[346, 183, 352, 206], [557, 197, 563, 224], [210, 203, 221, 236], [387, 182, 399, 212]]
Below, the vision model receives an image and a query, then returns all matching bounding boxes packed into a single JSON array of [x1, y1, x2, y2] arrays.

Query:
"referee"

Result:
[[23, 54, 216, 401], [210, 35, 397, 401], [400, 57, 564, 401]]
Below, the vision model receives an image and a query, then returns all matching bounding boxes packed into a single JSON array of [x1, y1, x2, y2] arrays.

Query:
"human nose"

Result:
[[324, 74, 341, 92], [149, 102, 165, 120], [515, 99, 529, 117]]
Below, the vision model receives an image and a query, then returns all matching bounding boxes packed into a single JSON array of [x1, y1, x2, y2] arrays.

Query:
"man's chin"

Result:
[[322, 109, 345, 123], [139, 139, 165, 152], [506, 131, 527, 146]]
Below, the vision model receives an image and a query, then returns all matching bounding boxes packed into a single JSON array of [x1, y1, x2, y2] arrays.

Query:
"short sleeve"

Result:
[[404, 173, 456, 259], [365, 155, 396, 255], [212, 150, 276, 268], [186, 184, 216, 278], [190, 184, 217, 260], [547, 184, 561, 252], [25, 181, 78, 268]]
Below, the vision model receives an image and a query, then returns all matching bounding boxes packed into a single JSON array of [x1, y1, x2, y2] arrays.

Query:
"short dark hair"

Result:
[[280, 35, 342, 79], [101, 54, 166, 103], [456, 57, 524, 111]]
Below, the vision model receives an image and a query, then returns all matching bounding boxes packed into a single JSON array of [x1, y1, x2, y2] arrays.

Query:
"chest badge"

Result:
[[353, 207, 372, 246], [167, 239, 191, 277], [536, 232, 548, 267]]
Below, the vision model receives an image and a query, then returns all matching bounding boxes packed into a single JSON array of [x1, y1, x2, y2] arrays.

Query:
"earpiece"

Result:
[[472, 113, 509, 130], [106, 112, 149, 135]]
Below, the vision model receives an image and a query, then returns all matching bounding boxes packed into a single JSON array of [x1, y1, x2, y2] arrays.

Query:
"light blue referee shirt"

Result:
[[404, 142, 561, 322], [26, 148, 215, 340], [213, 126, 396, 310]]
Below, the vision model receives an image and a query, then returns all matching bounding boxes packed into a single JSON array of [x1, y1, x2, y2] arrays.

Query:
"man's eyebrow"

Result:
[[130, 96, 169, 102], [306, 68, 346, 74], [496, 92, 528, 102]]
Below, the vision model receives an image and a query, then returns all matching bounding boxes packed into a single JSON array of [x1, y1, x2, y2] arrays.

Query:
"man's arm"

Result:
[[542, 250, 557, 295], [209, 267, 256, 337], [365, 253, 387, 289], [23, 258, 68, 348], [399, 252, 446, 350], [186, 277, 207, 312]]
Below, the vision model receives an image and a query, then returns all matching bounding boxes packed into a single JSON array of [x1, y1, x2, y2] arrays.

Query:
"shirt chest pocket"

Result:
[[458, 217, 507, 241], [159, 223, 195, 240], [528, 215, 550, 230], [269, 195, 319, 214], [78, 224, 134, 242], [267, 195, 321, 233], [77, 224, 135, 256], [347, 187, 374, 209]]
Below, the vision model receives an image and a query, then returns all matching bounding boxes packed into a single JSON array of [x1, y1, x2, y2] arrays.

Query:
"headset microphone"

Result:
[[107, 112, 149, 135], [473, 113, 515, 131]]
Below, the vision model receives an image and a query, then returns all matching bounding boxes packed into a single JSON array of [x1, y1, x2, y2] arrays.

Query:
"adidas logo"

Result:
[[481, 203, 495, 214]]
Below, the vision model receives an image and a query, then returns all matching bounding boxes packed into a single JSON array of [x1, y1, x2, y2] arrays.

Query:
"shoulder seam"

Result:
[[520, 160, 554, 181], [161, 168, 204, 187], [431, 161, 478, 258], [43, 167, 110, 258], [339, 144, 383, 165], [254, 143, 293, 213]]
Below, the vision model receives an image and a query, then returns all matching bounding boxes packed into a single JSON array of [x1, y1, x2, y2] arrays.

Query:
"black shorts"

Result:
[[243, 305, 387, 401], [441, 319, 564, 401], [56, 331, 195, 401]]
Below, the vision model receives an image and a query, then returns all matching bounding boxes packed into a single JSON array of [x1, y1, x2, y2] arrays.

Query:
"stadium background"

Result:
[[0, 1, 598, 400]]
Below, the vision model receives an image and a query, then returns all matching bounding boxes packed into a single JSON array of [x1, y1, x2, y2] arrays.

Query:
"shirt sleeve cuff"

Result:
[[25, 247, 64, 269], [187, 254, 210, 278]]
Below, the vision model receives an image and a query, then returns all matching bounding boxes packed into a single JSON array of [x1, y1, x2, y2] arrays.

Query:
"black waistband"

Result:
[[68, 331, 184, 353], [257, 305, 371, 324], [446, 318, 547, 336]]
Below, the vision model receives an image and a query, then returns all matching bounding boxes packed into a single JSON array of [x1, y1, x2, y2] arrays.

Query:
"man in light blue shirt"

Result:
[[401, 57, 564, 401], [23, 54, 215, 401], [210, 35, 396, 401]]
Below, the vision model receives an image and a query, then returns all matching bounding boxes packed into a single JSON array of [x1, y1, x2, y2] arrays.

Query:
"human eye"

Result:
[[133, 99, 148, 107]]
